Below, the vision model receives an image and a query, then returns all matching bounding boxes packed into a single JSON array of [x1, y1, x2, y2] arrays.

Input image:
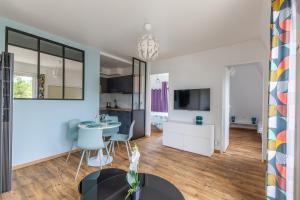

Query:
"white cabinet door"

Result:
[[163, 131, 184, 149], [184, 136, 212, 156]]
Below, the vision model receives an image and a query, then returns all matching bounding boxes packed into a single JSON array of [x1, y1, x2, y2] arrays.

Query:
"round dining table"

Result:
[[80, 170, 185, 200], [78, 121, 121, 167]]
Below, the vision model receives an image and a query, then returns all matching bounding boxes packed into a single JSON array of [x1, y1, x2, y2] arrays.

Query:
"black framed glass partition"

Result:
[[5, 27, 84, 100], [132, 58, 147, 139]]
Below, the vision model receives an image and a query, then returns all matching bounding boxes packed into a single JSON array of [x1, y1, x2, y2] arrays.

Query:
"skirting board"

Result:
[[214, 149, 221, 153], [12, 148, 80, 171]]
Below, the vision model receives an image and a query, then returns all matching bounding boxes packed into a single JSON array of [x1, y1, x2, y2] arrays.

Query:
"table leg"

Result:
[[87, 149, 113, 167]]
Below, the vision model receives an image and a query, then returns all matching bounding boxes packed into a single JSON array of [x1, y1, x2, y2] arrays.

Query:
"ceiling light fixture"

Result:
[[137, 23, 159, 62]]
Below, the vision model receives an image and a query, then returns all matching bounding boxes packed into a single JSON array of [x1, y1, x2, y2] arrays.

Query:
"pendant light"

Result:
[[137, 23, 159, 61]]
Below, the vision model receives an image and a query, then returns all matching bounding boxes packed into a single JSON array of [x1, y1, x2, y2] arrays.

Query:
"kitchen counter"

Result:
[[100, 107, 132, 112]]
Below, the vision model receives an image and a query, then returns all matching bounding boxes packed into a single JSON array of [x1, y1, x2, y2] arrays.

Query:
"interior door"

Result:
[[132, 58, 146, 139]]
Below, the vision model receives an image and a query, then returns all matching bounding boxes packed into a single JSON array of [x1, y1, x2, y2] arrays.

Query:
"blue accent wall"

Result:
[[0, 18, 100, 166]]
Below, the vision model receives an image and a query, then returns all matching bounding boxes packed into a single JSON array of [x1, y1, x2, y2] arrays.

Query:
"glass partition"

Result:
[[131, 58, 147, 139], [133, 59, 140, 110], [6, 27, 84, 100], [8, 45, 38, 99], [139, 62, 146, 109], [65, 59, 83, 99], [40, 53, 63, 99]]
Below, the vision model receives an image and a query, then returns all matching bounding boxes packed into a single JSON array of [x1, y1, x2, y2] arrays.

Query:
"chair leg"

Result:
[[65, 141, 74, 163], [99, 151, 102, 170], [112, 141, 115, 156], [86, 150, 90, 164], [117, 141, 120, 149], [125, 142, 130, 160], [108, 141, 112, 155], [75, 150, 85, 180], [105, 146, 111, 166], [127, 141, 132, 152]]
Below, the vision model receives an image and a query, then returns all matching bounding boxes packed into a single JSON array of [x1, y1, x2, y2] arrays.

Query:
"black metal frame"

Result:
[[131, 57, 147, 134], [5, 27, 85, 100]]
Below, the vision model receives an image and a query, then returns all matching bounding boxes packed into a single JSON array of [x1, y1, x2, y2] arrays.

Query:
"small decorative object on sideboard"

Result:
[[126, 145, 141, 200], [231, 116, 236, 123], [195, 116, 203, 125], [251, 117, 257, 125]]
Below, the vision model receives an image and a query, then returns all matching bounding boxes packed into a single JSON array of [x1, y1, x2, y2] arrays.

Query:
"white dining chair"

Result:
[[75, 127, 110, 180]]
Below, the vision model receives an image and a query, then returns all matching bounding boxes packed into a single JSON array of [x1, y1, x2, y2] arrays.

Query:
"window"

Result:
[[13, 74, 37, 98], [6, 27, 84, 100]]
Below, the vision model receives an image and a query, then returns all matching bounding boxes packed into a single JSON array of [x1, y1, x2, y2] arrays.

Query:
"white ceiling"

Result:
[[0, 0, 265, 60]]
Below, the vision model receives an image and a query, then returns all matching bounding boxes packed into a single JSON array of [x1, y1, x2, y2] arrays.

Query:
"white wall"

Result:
[[223, 67, 230, 151], [294, 11, 300, 200], [150, 40, 268, 150], [230, 63, 263, 122]]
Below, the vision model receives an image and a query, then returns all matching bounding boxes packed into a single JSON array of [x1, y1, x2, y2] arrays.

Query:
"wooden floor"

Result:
[[1, 128, 266, 200]]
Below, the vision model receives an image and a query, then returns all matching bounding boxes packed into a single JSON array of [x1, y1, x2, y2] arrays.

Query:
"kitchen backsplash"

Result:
[[100, 93, 132, 109]]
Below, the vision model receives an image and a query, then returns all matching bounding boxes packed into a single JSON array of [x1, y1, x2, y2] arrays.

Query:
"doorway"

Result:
[[222, 63, 264, 159], [150, 73, 169, 132]]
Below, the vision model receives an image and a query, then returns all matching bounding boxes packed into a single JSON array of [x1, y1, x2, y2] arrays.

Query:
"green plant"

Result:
[[13, 76, 33, 98], [125, 171, 140, 199]]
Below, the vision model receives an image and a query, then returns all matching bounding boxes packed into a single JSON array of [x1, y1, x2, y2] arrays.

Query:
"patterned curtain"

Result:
[[267, 0, 296, 199]]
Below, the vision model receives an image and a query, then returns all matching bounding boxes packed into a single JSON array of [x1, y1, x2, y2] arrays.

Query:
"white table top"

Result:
[[78, 122, 121, 130]]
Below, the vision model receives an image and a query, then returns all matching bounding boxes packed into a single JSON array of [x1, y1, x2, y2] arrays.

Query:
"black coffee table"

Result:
[[79, 169, 184, 200]]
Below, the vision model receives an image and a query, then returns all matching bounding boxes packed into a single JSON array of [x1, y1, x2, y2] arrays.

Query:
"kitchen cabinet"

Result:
[[104, 75, 132, 94], [120, 75, 133, 93], [100, 58, 146, 140], [100, 78, 108, 93], [107, 78, 117, 93]]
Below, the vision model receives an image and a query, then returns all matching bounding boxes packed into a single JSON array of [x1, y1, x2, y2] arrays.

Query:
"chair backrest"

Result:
[[77, 128, 104, 150], [103, 116, 119, 134], [128, 120, 135, 140], [107, 116, 118, 122], [68, 119, 80, 141]]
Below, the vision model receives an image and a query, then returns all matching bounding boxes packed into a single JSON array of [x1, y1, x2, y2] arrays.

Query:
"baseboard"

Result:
[[263, 160, 267, 164], [12, 149, 80, 171], [214, 149, 221, 153]]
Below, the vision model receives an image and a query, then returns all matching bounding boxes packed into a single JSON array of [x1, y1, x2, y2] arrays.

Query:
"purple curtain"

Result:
[[161, 82, 168, 112], [151, 81, 168, 112]]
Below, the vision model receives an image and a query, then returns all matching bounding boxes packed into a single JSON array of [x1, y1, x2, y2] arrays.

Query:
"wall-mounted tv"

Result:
[[174, 89, 210, 111]]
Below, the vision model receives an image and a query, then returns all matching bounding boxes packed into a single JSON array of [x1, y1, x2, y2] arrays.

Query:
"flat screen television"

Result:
[[174, 89, 210, 111]]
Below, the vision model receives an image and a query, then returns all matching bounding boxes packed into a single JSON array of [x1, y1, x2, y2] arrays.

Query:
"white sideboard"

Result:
[[163, 121, 214, 157]]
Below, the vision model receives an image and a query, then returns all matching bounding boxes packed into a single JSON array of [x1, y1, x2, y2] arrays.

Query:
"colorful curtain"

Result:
[[267, 0, 296, 199], [151, 81, 168, 112]]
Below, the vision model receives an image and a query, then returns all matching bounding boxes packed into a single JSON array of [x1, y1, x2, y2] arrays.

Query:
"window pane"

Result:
[[40, 53, 63, 99], [7, 30, 38, 50], [65, 47, 83, 62], [40, 40, 63, 57], [139, 62, 146, 110], [8, 45, 38, 98], [65, 59, 83, 99], [13, 76, 34, 98], [133, 59, 140, 110]]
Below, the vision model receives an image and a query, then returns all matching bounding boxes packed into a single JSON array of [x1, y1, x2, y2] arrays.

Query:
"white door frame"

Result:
[[221, 61, 268, 162]]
